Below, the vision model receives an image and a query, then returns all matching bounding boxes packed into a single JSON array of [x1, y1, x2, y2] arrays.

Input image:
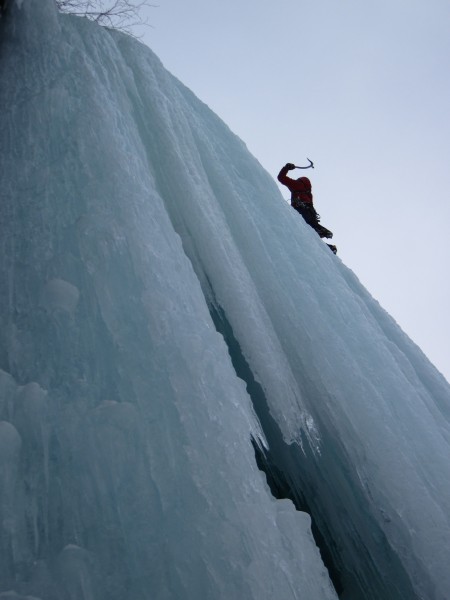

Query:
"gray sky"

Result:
[[140, 0, 450, 383]]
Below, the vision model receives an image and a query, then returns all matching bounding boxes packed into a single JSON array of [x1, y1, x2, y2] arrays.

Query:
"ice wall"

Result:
[[0, 2, 337, 599], [1, 1, 450, 600]]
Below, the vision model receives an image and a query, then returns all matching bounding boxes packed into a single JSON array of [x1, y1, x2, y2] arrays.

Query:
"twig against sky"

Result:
[[56, 0, 157, 36]]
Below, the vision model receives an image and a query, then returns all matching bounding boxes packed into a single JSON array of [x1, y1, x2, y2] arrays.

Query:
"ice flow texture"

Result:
[[0, 2, 338, 599], [1, 1, 450, 600]]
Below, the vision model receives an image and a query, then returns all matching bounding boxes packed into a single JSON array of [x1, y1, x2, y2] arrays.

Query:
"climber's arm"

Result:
[[277, 163, 296, 189]]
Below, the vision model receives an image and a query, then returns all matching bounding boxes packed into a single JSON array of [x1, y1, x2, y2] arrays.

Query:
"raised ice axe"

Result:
[[294, 158, 314, 169]]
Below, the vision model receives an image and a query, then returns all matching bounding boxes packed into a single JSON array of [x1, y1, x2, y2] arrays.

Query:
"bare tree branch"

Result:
[[55, 0, 157, 37]]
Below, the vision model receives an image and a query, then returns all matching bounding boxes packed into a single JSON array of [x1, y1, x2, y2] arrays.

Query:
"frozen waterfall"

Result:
[[1, 1, 450, 599]]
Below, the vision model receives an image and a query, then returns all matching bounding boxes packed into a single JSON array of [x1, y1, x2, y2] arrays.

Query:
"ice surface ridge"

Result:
[[1, 2, 450, 599]]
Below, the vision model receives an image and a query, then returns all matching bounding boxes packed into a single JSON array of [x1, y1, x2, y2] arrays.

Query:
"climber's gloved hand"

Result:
[[284, 163, 295, 171]]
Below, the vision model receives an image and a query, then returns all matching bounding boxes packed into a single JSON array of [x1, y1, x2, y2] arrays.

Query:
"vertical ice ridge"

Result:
[[206, 299, 422, 600], [108, 28, 450, 599], [110, 31, 320, 445], [105, 25, 450, 600], [1, 2, 450, 600], [337, 263, 450, 423], [0, 4, 340, 599]]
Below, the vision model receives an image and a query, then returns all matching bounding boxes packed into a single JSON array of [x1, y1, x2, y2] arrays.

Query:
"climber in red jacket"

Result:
[[278, 163, 335, 249]]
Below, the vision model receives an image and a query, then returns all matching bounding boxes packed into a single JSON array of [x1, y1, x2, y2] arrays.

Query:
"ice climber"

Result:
[[277, 162, 336, 253]]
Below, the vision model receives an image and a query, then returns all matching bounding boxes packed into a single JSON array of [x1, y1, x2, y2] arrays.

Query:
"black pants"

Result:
[[292, 201, 321, 231]]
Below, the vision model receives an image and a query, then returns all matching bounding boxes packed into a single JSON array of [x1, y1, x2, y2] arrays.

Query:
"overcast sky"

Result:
[[139, 0, 450, 382]]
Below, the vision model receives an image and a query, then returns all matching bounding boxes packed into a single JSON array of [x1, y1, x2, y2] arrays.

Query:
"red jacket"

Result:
[[277, 166, 313, 205]]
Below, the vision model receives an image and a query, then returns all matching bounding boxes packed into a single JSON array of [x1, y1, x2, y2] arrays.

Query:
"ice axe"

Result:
[[294, 158, 314, 170]]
